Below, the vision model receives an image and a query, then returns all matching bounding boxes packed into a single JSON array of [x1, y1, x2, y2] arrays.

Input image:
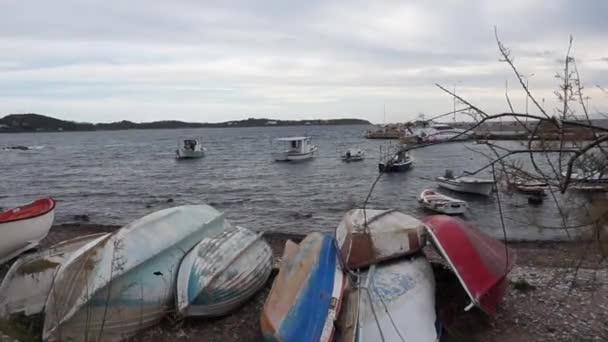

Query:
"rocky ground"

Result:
[[1, 224, 607, 342]]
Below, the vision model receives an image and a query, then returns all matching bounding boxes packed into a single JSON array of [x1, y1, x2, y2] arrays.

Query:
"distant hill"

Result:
[[0, 114, 371, 133]]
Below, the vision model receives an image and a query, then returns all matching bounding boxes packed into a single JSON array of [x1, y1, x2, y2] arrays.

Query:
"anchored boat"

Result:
[[418, 189, 467, 215], [261, 233, 345, 342], [0, 197, 56, 265], [176, 226, 272, 317], [436, 171, 495, 196], [43, 205, 228, 342], [176, 139, 206, 159], [378, 151, 413, 173], [422, 215, 516, 315], [335, 208, 426, 269], [272, 136, 318, 161], [340, 148, 365, 162]]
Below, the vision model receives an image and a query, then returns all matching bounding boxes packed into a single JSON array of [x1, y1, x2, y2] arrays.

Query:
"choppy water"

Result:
[[0, 125, 600, 241]]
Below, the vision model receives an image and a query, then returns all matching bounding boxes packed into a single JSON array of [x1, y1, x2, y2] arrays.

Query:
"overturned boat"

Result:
[[0, 197, 56, 265], [422, 215, 516, 315], [436, 175, 495, 196], [418, 189, 467, 215], [176, 226, 272, 317], [261, 233, 345, 342], [0, 233, 109, 318], [337, 256, 440, 342], [335, 209, 426, 269], [43, 205, 228, 342]]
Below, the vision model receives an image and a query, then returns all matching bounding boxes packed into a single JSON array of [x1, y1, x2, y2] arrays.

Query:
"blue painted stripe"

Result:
[[277, 234, 338, 342]]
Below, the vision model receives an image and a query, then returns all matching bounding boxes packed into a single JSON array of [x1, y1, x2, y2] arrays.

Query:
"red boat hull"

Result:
[[422, 215, 515, 315], [0, 198, 55, 223]]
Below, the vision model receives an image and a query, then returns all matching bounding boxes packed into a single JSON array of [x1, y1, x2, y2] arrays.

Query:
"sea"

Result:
[[0, 125, 599, 241]]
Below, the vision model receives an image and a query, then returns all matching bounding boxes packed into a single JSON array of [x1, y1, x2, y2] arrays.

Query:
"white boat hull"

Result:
[[176, 226, 272, 317], [437, 177, 494, 196], [0, 233, 109, 318], [176, 148, 205, 159], [357, 257, 439, 342], [272, 146, 318, 161], [418, 189, 467, 215], [0, 208, 55, 265], [43, 205, 228, 342]]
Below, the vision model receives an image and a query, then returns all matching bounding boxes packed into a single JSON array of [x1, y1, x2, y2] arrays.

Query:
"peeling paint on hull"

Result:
[[261, 233, 345, 342], [335, 209, 426, 269], [43, 205, 228, 342], [176, 226, 272, 317], [0, 233, 108, 317]]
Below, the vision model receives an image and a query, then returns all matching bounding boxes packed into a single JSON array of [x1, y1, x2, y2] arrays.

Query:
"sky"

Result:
[[0, 0, 607, 124]]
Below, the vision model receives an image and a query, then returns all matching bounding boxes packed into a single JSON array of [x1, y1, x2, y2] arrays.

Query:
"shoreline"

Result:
[[1, 223, 606, 341]]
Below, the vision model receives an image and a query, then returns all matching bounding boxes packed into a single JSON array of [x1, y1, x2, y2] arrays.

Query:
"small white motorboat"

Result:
[[436, 171, 495, 196], [0, 233, 109, 318], [0, 197, 56, 265], [176, 226, 272, 317], [341, 148, 365, 162], [272, 136, 318, 161], [43, 204, 229, 342], [176, 138, 206, 159], [418, 189, 467, 215], [335, 208, 426, 269]]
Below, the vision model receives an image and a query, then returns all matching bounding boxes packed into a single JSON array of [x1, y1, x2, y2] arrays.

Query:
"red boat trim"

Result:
[[0, 198, 56, 224]]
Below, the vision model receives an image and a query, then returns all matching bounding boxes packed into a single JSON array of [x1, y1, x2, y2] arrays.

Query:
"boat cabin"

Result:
[[182, 139, 198, 150], [275, 137, 312, 154]]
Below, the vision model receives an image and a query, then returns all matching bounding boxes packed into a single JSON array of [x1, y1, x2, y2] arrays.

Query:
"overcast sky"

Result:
[[0, 0, 607, 123]]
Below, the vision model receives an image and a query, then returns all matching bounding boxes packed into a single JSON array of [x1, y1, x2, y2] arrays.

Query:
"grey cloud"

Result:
[[0, 0, 606, 122]]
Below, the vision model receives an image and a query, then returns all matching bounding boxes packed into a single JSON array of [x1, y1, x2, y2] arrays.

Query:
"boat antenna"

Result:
[[383, 104, 386, 125]]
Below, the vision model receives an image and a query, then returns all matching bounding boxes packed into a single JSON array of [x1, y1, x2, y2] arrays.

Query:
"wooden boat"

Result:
[[422, 215, 516, 315], [0, 197, 56, 265], [272, 137, 318, 161], [43, 205, 229, 342], [337, 257, 440, 342], [176, 226, 272, 317], [341, 148, 365, 162], [507, 177, 547, 196], [436, 175, 495, 196], [335, 209, 426, 269], [378, 151, 413, 172], [176, 138, 206, 159], [0, 233, 109, 318], [261, 233, 345, 342], [418, 189, 467, 215]]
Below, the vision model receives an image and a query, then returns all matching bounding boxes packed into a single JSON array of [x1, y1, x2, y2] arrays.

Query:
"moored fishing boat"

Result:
[[337, 257, 440, 342], [272, 136, 318, 161], [422, 215, 516, 315], [176, 226, 272, 317], [507, 177, 547, 196], [176, 139, 206, 159], [436, 171, 495, 196], [261, 233, 345, 342], [378, 151, 413, 173], [418, 189, 467, 215], [0, 197, 56, 265], [43, 204, 229, 342], [0, 233, 109, 318], [335, 209, 426, 269]]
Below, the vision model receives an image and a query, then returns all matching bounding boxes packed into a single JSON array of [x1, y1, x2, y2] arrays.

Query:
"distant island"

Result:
[[0, 114, 371, 133]]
